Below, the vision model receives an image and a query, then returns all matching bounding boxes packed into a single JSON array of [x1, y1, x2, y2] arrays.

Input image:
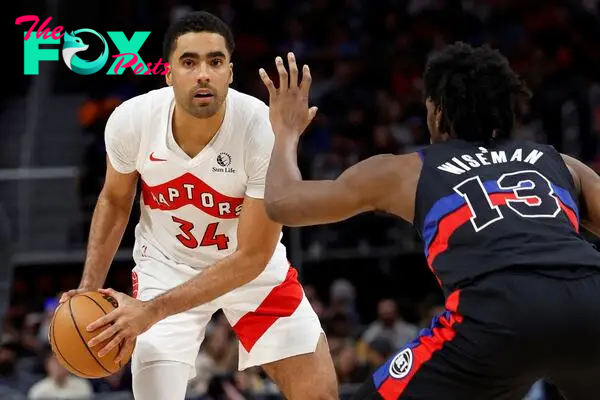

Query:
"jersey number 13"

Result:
[[453, 170, 561, 232]]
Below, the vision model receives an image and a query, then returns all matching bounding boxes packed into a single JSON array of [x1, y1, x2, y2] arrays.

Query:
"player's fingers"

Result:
[[287, 52, 299, 89], [97, 334, 123, 358], [86, 309, 118, 333], [98, 288, 127, 305], [259, 69, 276, 98], [300, 64, 312, 97], [87, 323, 119, 348], [97, 287, 118, 298], [58, 289, 84, 303], [275, 56, 288, 92], [114, 338, 135, 363], [58, 291, 74, 304]]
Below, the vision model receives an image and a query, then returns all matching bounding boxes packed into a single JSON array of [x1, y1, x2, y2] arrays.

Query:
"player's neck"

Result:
[[172, 102, 226, 147]]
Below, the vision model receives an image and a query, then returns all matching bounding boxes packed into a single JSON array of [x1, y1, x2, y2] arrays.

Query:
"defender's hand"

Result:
[[259, 52, 318, 137], [86, 288, 158, 363]]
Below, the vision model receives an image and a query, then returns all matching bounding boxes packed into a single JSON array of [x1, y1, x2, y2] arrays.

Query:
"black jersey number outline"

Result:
[[453, 170, 561, 232]]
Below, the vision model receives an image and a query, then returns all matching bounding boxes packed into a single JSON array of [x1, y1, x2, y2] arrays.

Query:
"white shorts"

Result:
[[129, 243, 323, 380]]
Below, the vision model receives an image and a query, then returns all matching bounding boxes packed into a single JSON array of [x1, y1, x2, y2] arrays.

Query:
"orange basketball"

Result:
[[49, 291, 134, 378]]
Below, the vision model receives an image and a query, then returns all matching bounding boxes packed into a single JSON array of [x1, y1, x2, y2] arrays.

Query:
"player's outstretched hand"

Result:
[[86, 288, 158, 363], [259, 52, 318, 137]]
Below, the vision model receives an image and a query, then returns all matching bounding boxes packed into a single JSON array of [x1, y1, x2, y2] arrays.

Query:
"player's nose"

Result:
[[195, 62, 210, 83]]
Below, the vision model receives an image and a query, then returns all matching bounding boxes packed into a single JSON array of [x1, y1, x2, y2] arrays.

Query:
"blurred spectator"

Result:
[[90, 362, 132, 394], [325, 279, 361, 327], [361, 336, 395, 370], [27, 348, 93, 399], [360, 299, 418, 352], [187, 313, 239, 398], [0, 339, 40, 395], [333, 342, 371, 384], [304, 284, 326, 319]]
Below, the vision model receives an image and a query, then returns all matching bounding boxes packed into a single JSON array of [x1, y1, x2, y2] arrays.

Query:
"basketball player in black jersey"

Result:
[[259, 43, 600, 399]]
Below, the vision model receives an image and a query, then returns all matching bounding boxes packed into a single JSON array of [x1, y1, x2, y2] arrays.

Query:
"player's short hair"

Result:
[[162, 11, 235, 61], [423, 42, 532, 141]]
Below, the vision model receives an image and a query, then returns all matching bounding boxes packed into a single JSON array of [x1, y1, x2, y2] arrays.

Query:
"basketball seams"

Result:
[[68, 296, 113, 375], [49, 302, 95, 379], [82, 294, 112, 314], [82, 294, 127, 369]]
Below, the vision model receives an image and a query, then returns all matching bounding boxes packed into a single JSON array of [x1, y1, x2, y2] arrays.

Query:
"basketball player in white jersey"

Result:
[[60, 11, 337, 400]]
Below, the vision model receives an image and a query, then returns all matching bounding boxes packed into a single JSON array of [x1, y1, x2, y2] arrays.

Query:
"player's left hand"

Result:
[[259, 52, 318, 137], [86, 288, 158, 362]]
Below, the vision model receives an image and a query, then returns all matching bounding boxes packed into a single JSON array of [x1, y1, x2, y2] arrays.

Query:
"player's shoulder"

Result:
[[227, 88, 269, 127], [228, 87, 268, 111], [357, 152, 420, 179], [226, 88, 273, 151], [105, 87, 173, 145]]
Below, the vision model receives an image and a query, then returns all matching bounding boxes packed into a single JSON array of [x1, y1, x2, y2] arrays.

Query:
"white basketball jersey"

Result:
[[104, 86, 288, 269]]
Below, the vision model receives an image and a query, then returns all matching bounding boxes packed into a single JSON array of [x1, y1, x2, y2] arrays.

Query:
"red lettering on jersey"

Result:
[[141, 173, 244, 219]]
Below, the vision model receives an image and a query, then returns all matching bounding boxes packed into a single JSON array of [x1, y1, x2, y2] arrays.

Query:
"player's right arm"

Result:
[[561, 154, 600, 236], [265, 150, 417, 226], [60, 102, 140, 303], [78, 162, 138, 288]]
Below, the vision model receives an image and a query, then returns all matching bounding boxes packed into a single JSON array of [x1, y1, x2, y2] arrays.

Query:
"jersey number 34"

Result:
[[453, 170, 561, 232], [172, 216, 229, 250]]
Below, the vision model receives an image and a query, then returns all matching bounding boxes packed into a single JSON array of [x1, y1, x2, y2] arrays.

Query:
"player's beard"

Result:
[[186, 87, 227, 119]]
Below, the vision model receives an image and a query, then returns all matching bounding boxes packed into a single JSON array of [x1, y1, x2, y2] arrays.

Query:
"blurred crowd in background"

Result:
[[3, 0, 600, 399]]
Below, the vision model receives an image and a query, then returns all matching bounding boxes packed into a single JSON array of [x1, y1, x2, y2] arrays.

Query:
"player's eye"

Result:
[[211, 59, 224, 67], [182, 59, 194, 67]]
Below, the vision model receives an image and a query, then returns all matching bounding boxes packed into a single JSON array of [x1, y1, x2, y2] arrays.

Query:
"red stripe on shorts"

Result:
[[232, 266, 303, 352], [378, 290, 463, 399]]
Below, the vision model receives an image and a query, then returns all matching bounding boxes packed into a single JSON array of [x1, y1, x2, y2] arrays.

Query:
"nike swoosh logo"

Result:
[[149, 152, 167, 162]]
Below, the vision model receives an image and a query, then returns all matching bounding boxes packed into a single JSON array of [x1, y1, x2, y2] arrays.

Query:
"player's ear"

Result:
[[228, 63, 233, 85], [165, 67, 172, 86], [164, 59, 173, 85]]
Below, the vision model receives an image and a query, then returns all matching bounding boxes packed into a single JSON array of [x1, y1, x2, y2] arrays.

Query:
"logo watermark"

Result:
[[15, 15, 169, 75]]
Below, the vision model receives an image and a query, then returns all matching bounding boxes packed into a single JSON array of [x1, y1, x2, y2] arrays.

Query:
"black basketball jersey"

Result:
[[414, 138, 600, 294]]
